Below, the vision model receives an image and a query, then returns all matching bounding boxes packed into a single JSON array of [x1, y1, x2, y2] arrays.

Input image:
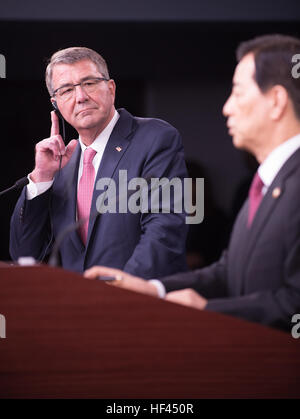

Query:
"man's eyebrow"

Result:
[[80, 75, 102, 82], [55, 75, 101, 90]]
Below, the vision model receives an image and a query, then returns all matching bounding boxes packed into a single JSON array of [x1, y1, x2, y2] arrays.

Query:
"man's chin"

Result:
[[232, 135, 244, 150], [75, 114, 98, 129], [232, 136, 254, 156]]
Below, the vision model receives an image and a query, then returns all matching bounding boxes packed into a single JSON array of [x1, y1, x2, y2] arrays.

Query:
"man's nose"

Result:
[[223, 94, 233, 117], [75, 84, 89, 102]]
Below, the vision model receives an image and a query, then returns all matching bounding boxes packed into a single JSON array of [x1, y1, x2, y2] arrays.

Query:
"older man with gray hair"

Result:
[[10, 47, 188, 277]]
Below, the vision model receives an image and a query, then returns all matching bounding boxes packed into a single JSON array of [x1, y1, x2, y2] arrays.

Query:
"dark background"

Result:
[[0, 0, 299, 266]]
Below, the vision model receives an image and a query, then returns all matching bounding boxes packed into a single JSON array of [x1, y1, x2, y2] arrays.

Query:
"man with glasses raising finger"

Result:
[[10, 47, 188, 277]]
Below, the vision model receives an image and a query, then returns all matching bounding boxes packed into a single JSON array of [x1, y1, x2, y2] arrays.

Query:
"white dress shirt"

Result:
[[258, 133, 300, 195], [26, 110, 120, 199]]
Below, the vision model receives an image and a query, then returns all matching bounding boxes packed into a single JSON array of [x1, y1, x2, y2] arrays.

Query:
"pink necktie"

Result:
[[77, 148, 97, 244], [247, 172, 264, 227]]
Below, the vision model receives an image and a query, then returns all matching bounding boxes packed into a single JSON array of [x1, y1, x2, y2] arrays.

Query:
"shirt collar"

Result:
[[78, 109, 120, 153], [258, 133, 300, 188]]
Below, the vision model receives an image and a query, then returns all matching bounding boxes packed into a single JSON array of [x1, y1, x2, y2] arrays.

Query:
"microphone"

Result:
[[0, 176, 29, 197], [48, 211, 95, 267], [52, 103, 66, 176]]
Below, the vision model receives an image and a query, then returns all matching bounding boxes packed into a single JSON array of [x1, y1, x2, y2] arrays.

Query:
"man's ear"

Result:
[[269, 85, 289, 120], [108, 79, 116, 101], [50, 97, 63, 119]]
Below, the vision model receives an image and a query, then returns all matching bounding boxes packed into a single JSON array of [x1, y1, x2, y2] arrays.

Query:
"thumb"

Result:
[[64, 139, 78, 159]]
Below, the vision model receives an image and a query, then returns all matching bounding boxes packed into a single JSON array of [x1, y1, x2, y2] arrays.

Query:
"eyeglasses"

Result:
[[52, 77, 109, 101]]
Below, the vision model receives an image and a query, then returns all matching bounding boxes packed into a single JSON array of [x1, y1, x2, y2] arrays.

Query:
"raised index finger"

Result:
[[50, 110, 60, 137]]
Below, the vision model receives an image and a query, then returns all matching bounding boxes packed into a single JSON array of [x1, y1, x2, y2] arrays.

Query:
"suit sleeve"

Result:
[[123, 124, 189, 278], [161, 225, 300, 331], [161, 251, 229, 298], [9, 188, 53, 261]]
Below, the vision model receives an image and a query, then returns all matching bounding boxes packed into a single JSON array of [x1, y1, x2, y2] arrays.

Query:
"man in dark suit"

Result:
[[10, 47, 188, 277], [85, 34, 300, 331]]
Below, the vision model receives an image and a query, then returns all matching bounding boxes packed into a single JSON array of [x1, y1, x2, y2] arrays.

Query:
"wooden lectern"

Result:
[[0, 265, 299, 398]]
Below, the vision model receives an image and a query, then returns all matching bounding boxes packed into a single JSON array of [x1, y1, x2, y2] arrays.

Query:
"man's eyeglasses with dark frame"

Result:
[[52, 77, 109, 101]]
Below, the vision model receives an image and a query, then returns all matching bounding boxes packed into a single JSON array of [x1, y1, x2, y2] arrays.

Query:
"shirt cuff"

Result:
[[26, 174, 54, 200], [149, 279, 166, 298]]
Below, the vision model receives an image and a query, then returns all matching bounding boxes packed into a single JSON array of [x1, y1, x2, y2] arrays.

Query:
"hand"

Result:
[[84, 265, 159, 297], [165, 288, 207, 310], [30, 111, 78, 182]]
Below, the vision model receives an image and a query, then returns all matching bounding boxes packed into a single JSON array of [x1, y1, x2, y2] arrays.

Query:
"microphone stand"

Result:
[[0, 177, 29, 196]]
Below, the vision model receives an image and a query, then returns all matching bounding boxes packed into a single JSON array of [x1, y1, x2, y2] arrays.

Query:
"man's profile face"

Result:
[[223, 53, 271, 157], [51, 59, 116, 135]]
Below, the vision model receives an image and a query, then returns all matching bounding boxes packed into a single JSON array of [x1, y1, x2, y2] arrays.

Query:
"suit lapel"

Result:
[[86, 109, 136, 246], [227, 201, 250, 295]]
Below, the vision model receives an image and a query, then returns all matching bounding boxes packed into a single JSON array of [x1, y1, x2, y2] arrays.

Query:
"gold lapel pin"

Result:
[[272, 187, 281, 199], [115, 146, 122, 152]]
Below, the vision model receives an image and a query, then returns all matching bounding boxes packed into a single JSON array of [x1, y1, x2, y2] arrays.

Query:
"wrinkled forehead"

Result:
[[51, 60, 101, 87]]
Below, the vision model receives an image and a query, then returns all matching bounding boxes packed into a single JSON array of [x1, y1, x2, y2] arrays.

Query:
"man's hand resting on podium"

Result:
[[84, 266, 159, 297], [84, 266, 208, 310], [165, 289, 207, 310]]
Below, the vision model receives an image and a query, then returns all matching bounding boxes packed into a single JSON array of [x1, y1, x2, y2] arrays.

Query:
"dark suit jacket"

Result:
[[10, 108, 188, 277], [161, 147, 300, 331]]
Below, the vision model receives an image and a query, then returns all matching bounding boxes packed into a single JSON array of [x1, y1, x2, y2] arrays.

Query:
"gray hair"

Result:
[[45, 47, 110, 96]]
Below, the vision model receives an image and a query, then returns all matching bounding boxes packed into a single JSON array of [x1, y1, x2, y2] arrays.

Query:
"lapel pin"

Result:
[[115, 146, 122, 152], [272, 187, 281, 199]]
